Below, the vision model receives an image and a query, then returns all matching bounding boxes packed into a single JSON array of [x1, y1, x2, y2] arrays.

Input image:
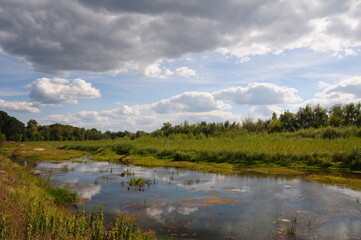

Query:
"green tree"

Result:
[[280, 111, 298, 132], [267, 119, 283, 133], [343, 103, 358, 126], [296, 105, 314, 129], [0, 111, 25, 141], [313, 104, 328, 128], [329, 104, 343, 127], [26, 119, 39, 141]]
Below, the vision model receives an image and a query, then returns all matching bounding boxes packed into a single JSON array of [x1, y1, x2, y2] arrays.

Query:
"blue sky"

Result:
[[1, 0, 361, 132]]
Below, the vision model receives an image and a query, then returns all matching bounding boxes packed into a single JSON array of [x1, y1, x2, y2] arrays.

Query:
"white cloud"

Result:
[[38, 82, 304, 131], [0, 99, 40, 113], [213, 83, 302, 105], [320, 76, 361, 98], [175, 67, 197, 78], [77, 184, 101, 200], [28, 78, 101, 105], [303, 76, 361, 106], [139, 62, 174, 79], [171, 111, 243, 124], [0, 0, 360, 74], [151, 91, 231, 113], [250, 105, 282, 117]]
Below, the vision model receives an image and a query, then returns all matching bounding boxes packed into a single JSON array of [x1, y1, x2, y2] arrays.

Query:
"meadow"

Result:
[[57, 129, 361, 171]]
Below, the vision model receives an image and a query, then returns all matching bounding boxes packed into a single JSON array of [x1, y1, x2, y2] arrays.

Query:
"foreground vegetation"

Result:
[[0, 156, 155, 240]]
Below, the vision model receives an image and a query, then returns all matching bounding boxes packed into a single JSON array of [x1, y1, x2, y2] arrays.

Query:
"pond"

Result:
[[33, 157, 361, 240]]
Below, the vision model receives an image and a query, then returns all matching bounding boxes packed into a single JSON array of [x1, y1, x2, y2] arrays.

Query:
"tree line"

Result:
[[151, 103, 361, 137], [0, 102, 360, 142], [0, 111, 133, 141]]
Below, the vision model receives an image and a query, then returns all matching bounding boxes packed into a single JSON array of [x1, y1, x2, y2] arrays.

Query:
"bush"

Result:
[[173, 151, 197, 162], [322, 127, 341, 139], [112, 143, 135, 155], [156, 150, 176, 159], [348, 148, 361, 170]]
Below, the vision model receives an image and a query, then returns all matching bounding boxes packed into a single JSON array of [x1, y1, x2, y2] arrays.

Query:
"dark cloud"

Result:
[[0, 0, 358, 74]]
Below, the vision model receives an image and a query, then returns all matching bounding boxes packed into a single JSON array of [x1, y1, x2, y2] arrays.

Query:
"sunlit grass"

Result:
[[306, 174, 361, 191]]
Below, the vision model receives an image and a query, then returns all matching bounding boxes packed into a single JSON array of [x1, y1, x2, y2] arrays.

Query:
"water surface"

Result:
[[33, 158, 361, 240]]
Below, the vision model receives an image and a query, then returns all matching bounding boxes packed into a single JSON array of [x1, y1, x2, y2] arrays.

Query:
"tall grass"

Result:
[[0, 157, 155, 240], [59, 130, 361, 170]]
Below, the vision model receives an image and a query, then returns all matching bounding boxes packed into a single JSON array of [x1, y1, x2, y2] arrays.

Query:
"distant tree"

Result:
[[242, 117, 257, 132], [313, 104, 328, 128], [135, 131, 147, 138], [296, 105, 314, 129], [0, 111, 25, 141], [271, 112, 278, 121], [329, 104, 343, 127], [356, 103, 361, 127], [26, 119, 39, 141], [343, 103, 358, 126], [267, 119, 283, 133], [279, 111, 298, 132]]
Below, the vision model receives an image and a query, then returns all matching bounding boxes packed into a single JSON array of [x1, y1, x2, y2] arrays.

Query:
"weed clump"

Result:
[[128, 177, 153, 187]]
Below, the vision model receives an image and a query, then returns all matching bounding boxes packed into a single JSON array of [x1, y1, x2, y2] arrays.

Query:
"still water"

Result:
[[33, 158, 361, 240]]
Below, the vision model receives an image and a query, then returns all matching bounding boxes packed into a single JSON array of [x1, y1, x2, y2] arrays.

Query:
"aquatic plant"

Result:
[[61, 164, 69, 172], [287, 226, 296, 236], [120, 168, 134, 177], [128, 177, 152, 187]]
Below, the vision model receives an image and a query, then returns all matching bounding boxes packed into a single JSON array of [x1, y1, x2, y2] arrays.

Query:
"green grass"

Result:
[[0, 156, 155, 240], [306, 174, 361, 191], [45, 186, 77, 205], [55, 132, 361, 170]]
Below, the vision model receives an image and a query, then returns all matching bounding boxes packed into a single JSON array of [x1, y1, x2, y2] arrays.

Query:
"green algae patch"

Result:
[[306, 174, 361, 191], [179, 196, 245, 208], [244, 167, 304, 175]]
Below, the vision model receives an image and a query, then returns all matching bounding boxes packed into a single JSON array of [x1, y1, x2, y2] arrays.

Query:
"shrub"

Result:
[[112, 143, 134, 155], [173, 151, 196, 162], [322, 127, 341, 139]]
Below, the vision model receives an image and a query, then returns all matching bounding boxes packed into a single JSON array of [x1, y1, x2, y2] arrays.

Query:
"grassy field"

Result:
[[53, 132, 361, 170], [0, 155, 155, 240]]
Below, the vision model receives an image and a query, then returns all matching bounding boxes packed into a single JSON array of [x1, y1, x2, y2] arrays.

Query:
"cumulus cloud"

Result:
[[139, 62, 174, 78], [303, 76, 361, 106], [0, 0, 360, 74], [151, 91, 231, 113], [213, 83, 302, 105], [38, 82, 303, 131], [41, 104, 157, 132], [0, 99, 40, 113], [251, 105, 282, 117], [175, 67, 197, 77], [28, 78, 100, 105]]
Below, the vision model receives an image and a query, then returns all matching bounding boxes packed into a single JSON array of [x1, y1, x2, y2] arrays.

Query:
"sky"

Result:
[[1, 0, 361, 132]]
